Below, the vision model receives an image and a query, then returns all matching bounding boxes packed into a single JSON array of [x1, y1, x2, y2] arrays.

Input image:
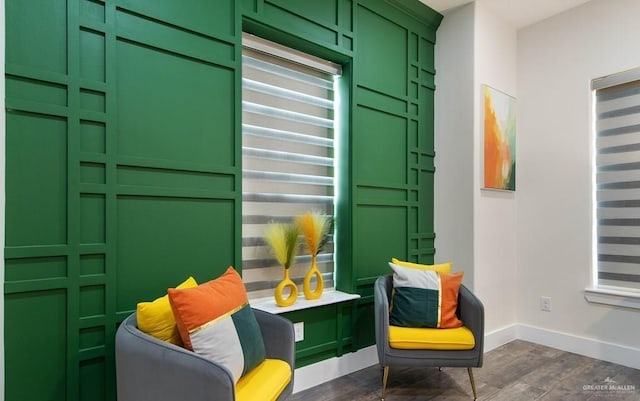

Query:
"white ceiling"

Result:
[[420, 0, 593, 28]]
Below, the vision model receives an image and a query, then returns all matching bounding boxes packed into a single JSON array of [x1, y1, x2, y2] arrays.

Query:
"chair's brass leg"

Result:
[[467, 367, 478, 400], [381, 366, 389, 401]]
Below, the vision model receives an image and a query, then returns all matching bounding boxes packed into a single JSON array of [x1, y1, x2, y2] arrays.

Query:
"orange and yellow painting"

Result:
[[483, 85, 516, 191]]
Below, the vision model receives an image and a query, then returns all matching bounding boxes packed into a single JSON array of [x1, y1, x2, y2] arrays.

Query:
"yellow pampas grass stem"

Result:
[[297, 212, 331, 256], [264, 223, 300, 269]]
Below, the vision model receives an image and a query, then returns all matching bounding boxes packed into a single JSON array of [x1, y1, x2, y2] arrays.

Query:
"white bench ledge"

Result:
[[250, 290, 360, 314]]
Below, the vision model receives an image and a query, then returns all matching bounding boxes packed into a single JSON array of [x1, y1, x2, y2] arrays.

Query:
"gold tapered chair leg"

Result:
[[467, 367, 478, 400], [381, 366, 389, 401]]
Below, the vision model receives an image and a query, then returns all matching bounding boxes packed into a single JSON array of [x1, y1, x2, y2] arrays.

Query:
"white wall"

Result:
[[437, 0, 640, 367], [517, 0, 640, 355], [436, 2, 518, 335], [472, 1, 518, 334], [435, 4, 476, 289]]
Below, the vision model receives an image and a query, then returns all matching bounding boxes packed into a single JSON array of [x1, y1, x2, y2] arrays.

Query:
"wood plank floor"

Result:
[[290, 340, 640, 400]]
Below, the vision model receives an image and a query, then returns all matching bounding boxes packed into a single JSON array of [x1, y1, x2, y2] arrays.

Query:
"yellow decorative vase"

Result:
[[303, 255, 324, 300], [275, 269, 298, 307]]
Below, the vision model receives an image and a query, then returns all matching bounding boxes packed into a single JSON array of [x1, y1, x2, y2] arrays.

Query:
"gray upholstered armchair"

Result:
[[374, 274, 484, 400], [116, 308, 295, 401]]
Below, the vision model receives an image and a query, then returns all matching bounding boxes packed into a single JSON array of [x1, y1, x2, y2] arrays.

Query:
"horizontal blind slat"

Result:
[[598, 143, 640, 154], [243, 55, 334, 89], [597, 130, 640, 149], [598, 272, 640, 283], [596, 113, 640, 133], [242, 192, 333, 204], [597, 151, 640, 167], [596, 187, 640, 201], [243, 78, 334, 109], [597, 169, 640, 185], [243, 146, 333, 166], [598, 225, 640, 238], [599, 104, 640, 119], [243, 124, 333, 147], [598, 243, 640, 256], [598, 236, 640, 245], [596, 90, 640, 110], [597, 161, 640, 172], [244, 169, 333, 186], [243, 101, 334, 128]]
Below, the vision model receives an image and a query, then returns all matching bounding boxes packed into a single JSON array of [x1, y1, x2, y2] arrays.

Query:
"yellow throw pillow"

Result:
[[136, 276, 197, 345], [391, 258, 452, 273]]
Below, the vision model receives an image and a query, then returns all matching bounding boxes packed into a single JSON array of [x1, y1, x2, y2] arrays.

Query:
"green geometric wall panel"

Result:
[[79, 29, 106, 83], [79, 325, 106, 351], [347, 0, 440, 345], [420, 171, 435, 232], [354, 106, 407, 185], [355, 4, 407, 96], [5, 112, 67, 247], [80, 194, 106, 244], [354, 205, 407, 280], [80, 0, 105, 23], [116, 166, 235, 191], [79, 89, 105, 113], [115, 40, 235, 168], [4, 256, 67, 282], [5, 0, 67, 74], [270, 0, 340, 26], [80, 121, 106, 154], [6, 76, 67, 106], [80, 285, 106, 318], [4, 0, 441, 399], [116, 0, 235, 38], [115, 197, 235, 312], [5, 290, 68, 401], [80, 357, 106, 401], [284, 305, 338, 367], [80, 254, 105, 277]]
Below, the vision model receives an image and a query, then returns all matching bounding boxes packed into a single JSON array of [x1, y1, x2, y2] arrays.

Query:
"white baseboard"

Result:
[[293, 345, 378, 393], [292, 324, 640, 394], [517, 324, 640, 370], [292, 325, 518, 393], [484, 324, 519, 352]]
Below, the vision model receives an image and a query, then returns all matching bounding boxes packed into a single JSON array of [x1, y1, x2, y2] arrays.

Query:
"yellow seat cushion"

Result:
[[389, 325, 475, 350], [236, 358, 291, 401]]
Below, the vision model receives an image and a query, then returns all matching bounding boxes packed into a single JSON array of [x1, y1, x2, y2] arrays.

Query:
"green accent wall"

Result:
[[4, 0, 441, 399]]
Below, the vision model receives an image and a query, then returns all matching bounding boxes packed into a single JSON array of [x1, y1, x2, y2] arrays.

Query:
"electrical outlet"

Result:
[[294, 322, 304, 342], [540, 296, 552, 312]]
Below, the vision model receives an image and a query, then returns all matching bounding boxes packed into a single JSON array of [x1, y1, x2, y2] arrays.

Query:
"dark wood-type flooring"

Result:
[[290, 340, 640, 400]]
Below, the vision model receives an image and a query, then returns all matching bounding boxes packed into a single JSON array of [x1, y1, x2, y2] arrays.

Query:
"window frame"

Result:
[[240, 32, 343, 299], [587, 66, 640, 309]]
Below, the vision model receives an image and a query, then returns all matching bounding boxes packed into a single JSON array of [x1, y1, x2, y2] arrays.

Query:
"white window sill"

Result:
[[250, 290, 360, 314], [584, 287, 640, 310]]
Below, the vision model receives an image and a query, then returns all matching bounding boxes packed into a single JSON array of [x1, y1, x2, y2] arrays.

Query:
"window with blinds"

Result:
[[241, 33, 342, 299], [593, 67, 640, 290]]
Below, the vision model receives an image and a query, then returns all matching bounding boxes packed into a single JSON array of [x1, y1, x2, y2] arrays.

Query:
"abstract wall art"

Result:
[[483, 84, 516, 191]]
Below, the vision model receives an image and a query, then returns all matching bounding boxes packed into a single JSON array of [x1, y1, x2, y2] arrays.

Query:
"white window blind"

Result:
[[241, 34, 341, 298], [593, 67, 640, 290]]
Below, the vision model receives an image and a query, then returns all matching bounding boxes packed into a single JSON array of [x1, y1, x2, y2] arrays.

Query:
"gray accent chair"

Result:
[[116, 308, 295, 401], [374, 274, 484, 400]]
